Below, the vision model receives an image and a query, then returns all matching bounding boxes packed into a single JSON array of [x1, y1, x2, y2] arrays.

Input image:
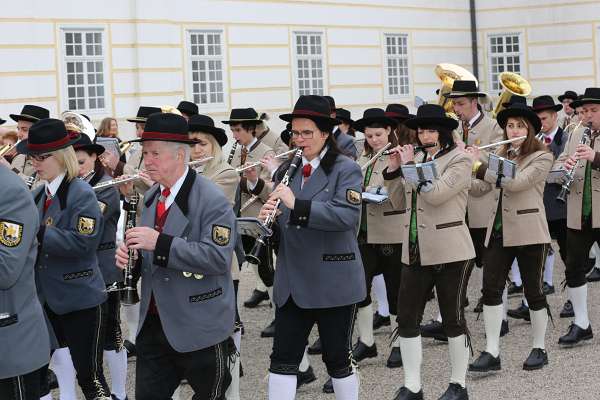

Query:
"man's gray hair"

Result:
[[164, 141, 191, 162]]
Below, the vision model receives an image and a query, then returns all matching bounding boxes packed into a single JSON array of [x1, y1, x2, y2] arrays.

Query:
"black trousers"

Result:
[[270, 297, 357, 378], [101, 290, 123, 351], [136, 314, 232, 400], [469, 227, 487, 268], [357, 240, 402, 315], [396, 259, 473, 338], [565, 223, 600, 288], [548, 219, 568, 264], [482, 235, 549, 311], [241, 234, 274, 287], [43, 304, 110, 400], [0, 368, 42, 400]]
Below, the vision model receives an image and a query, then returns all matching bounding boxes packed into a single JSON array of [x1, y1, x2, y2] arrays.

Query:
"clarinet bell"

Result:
[[120, 287, 140, 305], [246, 236, 266, 265], [556, 187, 569, 203]]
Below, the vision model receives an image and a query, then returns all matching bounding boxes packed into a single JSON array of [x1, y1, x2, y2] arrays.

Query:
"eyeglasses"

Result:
[[291, 130, 315, 139], [31, 153, 53, 162]]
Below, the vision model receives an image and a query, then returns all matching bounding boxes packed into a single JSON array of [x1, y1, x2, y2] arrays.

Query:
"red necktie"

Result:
[[44, 189, 53, 213], [302, 164, 312, 184], [544, 136, 552, 145], [156, 188, 171, 220], [462, 121, 470, 143]]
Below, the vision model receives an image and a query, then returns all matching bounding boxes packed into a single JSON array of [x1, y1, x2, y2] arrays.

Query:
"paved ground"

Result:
[[52, 247, 600, 399]]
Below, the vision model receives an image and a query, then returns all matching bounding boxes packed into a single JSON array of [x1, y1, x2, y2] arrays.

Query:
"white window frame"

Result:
[[185, 29, 228, 112], [59, 26, 110, 115], [383, 33, 411, 100], [487, 32, 523, 92], [292, 31, 327, 98]]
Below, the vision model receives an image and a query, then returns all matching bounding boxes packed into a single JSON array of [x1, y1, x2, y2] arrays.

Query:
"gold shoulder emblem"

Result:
[[77, 216, 96, 235], [346, 189, 362, 205], [0, 220, 23, 247], [212, 225, 231, 246]]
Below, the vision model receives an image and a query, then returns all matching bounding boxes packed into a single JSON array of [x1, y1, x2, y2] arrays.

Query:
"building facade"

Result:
[[1, 0, 599, 140]]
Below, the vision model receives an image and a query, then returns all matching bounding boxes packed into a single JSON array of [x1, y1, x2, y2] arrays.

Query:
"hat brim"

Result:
[[0, 118, 5, 125], [129, 137, 198, 144], [532, 104, 563, 113], [9, 114, 40, 123], [444, 91, 487, 99], [126, 117, 147, 123], [405, 116, 459, 130], [16, 136, 80, 155], [353, 116, 397, 132], [385, 112, 416, 121], [496, 108, 542, 134], [188, 125, 228, 147], [73, 143, 105, 156], [221, 119, 261, 125], [177, 108, 198, 116], [570, 98, 600, 109], [336, 116, 354, 124], [279, 112, 340, 125], [558, 95, 578, 102]]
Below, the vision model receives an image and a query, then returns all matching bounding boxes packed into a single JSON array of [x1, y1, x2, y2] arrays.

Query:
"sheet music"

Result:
[[488, 154, 516, 180], [362, 192, 389, 204], [401, 161, 439, 185], [95, 137, 121, 158], [547, 169, 567, 184]]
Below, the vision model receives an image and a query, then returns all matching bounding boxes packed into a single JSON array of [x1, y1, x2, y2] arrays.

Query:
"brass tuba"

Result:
[[61, 111, 96, 140], [435, 63, 478, 114], [492, 72, 531, 118]]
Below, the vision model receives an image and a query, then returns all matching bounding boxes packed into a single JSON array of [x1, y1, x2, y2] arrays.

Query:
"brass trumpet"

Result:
[[0, 141, 20, 158]]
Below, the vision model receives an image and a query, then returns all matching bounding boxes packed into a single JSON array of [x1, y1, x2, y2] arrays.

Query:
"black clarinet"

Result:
[[557, 123, 592, 203], [25, 172, 37, 189], [227, 141, 238, 165], [246, 148, 303, 265], [121, 193, 140, 305]]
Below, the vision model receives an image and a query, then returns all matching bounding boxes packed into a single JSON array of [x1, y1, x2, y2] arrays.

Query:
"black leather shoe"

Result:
[[587, 267, 600, 282], [297, 366, 316, 388], [387, 346, 403, 368], [111, 395, 128, 400], [560, 300, 574, 318], [307, 338, 322, 355], [393, 386, 424, 400], [523, 348, 548, 370], [123, 340, 136, 358], [240, 362, 243, 377], [243, 289, 269, 308], [420, 320, 448, 341], [468, 351, 501, 372], [438, 383, 468, 400], [260, 319, 276, 338], [558, 323, 593, 346], [47, 369, 58, 390], [507, 301, 530, 321], [500, 319, 509, 337], [352, 340, 377, 362], [542, 282, 555, 295], [322, 377, 334, 394], [473, 297, 483, 313], [373, 312, 391, 330], [507, 281, 523, 296]]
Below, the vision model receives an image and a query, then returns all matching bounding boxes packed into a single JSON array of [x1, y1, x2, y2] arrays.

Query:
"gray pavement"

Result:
[[52, 250, 600, 399]]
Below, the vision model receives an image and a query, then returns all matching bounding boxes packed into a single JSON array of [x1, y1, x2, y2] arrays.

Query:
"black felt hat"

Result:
[[502, 94, 527, 108], [73, 134, 105, 155], [222, 108, 261, 125], [405, 104, 459, 130], [131, 113, 197, 144], [335, 108, 354, 124], [353, 108, 397, 132], [10, 105, 50, 123], [188, 114, 227, 147], [443, 80, 486, 98], [280, 95, 340, 125], [385, 104, 415, 121], [496, 103, 542, 134], [570, 88, 600, 109], [177, 101, 199, 116], [16, 118, 80, 155], [558, 90, 578, 102], [127, 106, 163, 123], [532, 95, 563, 113]]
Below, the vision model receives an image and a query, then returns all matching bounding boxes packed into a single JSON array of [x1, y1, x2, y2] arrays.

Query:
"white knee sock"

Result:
[[332, 374, 359, 400], [226, 355, 241, 400], [122, 302, 140, 343], [543, 250, 555, 286], [252, 263, 268, 293], [232, 330, 242, 354], [502, 286, 508, 320], [523, 297, 529, 307], [172, 384, 184, 400], [104, 349, 128, 400], [299, 346, 310, 373], [511, 259, 522, 286], [392, 333, 401, 348], [372, 274, 390, 317], [357, 304, 374, 347], [529, 309, 548, 350], [51, 347, 77, 400], [569, 285, 590, 329], [435, 310, 443, 323], [268, 373, 297, 400], [483, 305, 503, 358], [593, 243, 600, 269], [40, 395, 52, 400], [399, 336, 422, 393], [448, 335, 469, 388]]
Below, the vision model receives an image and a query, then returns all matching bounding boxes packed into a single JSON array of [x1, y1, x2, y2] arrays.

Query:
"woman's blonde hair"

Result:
[[52, 146, 79, 181], [97, 117, 117, 138], [189, 131, 224, 172]]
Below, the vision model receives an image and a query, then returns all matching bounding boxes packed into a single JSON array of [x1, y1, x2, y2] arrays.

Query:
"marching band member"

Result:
[[264, 95, 364, 400], [223, 108, 275, 318], [353, 108, 405, 368], [255, 113, 289, 155], [74, 134, 128, 400], [468, 103, 553, 373], [555, 88, 600, 346], [115, 112, 237, 399], [325, 96, 358, 159], [0, 105, 49, 181], [188, 114, 242, 400], [385, 104, 474, 400], [176, 100, 198, 121], [0, 165, 51, 400], [558, 90, 579, 132], [18, 118, 110, 400]]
